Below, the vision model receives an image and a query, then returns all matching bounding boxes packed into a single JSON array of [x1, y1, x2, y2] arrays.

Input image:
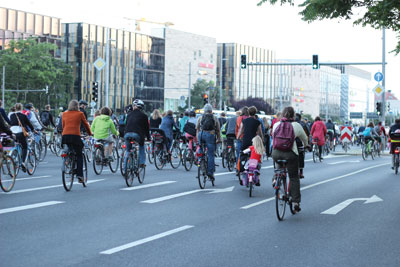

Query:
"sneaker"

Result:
[[392, 166, 394, 170], [293, 202, 301, 213], [208, 174, 215, 182], [239, 179, 243, 186], [21, 164, 27, 173], [139, 164, 146, 168], [255, 181, 260, 186], [108, 156, 114, 162], [77, 176, 84, 183]]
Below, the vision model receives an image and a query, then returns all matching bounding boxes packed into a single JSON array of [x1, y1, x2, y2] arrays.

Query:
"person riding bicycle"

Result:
[[325, 119, 336, 150], [79, 100, 89, 134], [62, 100, 92, 183], [24, 103, 46, 145], [183, 110, 197, 151], [91, 107, 119, 161], [363, 122, 380, 148], [124, 99, 149, 168], [271, 106, 309, 213], [295, 113, 309, 178], [225, 111, 239, 150], [235, 107, 249, 161], [241, 135, 265, 186], [375, 121, 387, 153], [160, 110, 179, 152], [389, 119, 400, 169], [40, 105, 56, 128], [311, 116, 327, 161], [196, 104, 221, 181]]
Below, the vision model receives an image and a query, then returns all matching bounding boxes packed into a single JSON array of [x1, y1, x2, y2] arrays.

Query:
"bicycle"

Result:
[[123, 137, 145, 187], [273, 159, 296, 221], [0, 135, 17, 192], [61, 145, 88, 191], [361, 137, 375, 160], [312, 138, 321, 163], [92, 138, 119, 175], [81, 135, 93, 163], [243, 158, 260, 197], [393, 146, 400, 175], [153, 134, 181, 170], [182, 136, 197, 171], [197, 141, 215, 189]]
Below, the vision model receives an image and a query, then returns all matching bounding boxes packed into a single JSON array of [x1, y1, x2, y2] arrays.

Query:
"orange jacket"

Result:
[[62, 110, 92, 136]]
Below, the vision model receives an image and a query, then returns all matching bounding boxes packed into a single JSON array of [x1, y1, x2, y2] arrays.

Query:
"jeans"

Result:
[[199, 131, 216, 175], [235, 139, 242, 161], [124, 132, 145, 165]]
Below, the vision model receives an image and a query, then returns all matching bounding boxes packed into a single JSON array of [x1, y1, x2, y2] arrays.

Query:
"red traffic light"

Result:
[[203, 94, 208, 99]]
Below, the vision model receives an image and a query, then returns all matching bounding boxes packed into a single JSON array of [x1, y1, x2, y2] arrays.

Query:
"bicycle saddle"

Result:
[[276, 159, 288, 165]]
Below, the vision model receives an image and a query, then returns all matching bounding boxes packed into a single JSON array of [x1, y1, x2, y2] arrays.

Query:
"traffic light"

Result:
[[203, 94, 208, 105], [92, 82, 98, 102], [312, 55, 319, 69], [376, 102, 382, 115], [240, 55, 247, 69]]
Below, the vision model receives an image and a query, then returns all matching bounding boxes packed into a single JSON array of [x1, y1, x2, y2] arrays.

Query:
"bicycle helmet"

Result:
[[124, 104, 133, 113], [79, 100, 88, 106], [189, 110, 196, 117], [25, 103, 33, 110], [133, 99, 145, 110]]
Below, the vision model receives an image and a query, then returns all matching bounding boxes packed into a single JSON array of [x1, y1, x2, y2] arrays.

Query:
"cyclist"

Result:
[[79, 100, 89, 134], [311, 116, 327, 161], [241, 135, 265, 186], [183, 110, 197, 151], [91, 107, 119, 161], [160, 110, 179, 151], [237, 106, 263, 152], [225, 111, 239, 150], [389, 119, 400, 169], [196, 104, 221, 181], [25, 104, 46, 145], [124, 99, 149, 168], [375, 121, 387, 153], [235, 107, 249, 161], [62, 100, 92, 183], [150, 109, 162, 129], [271, 106, 308, 213], [325, 119, 336, 150], [179, 111, 190, 133], [363, 122, 380, 149], [0, 100, 11, 125], [295, 113, 309, 178], [40, 105, 56, 128]]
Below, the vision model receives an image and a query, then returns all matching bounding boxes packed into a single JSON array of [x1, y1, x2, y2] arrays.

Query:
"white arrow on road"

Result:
[[321, 195, 383, 215], [141, 186, 235, 204]]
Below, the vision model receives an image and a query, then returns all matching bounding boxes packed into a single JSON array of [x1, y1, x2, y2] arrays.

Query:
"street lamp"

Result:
[[219, 57, 228, 110]]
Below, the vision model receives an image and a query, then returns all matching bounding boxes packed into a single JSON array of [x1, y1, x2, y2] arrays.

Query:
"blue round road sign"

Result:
[[374, 72, 384, 82]]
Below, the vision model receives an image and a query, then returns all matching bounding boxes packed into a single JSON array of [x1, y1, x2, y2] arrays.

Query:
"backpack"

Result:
[[363, 128, 371, 137], [272, 119, 295, 152], [41, 111, 50, 126], [221, 122, 227, 135], [183, 121, 196, 136], [200, 114, 215, 131], [118, 114, 126, 126]]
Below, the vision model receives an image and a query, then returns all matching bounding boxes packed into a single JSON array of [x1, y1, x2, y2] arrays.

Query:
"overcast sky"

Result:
[[3, 0, 399, 97]]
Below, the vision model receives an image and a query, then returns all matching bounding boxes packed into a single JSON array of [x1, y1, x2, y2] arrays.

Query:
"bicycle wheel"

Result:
[[147, 144, 154, 164], [108, 145, 119, 173], [312, 147, 317, 163], [197, 159, 206, 189], [62, 156, 74, 192], [183, 148, 193, 171], [85, 145, 92, 163], [55, 136, 63, 156], [154, 149, 165, 170], [120, 150, 126, 176], [0, 155, 16, 192], [362, 147, 367, 160], [137, 163, 146, 184], [170, 146, 181, 169], [221, 150, 226, 168], [275, 175, 287, 221], [249, 180, 253, 197], [10, 149, 20, 177], [370, 146, 375, 160], [124, 154, 134, 187], [395, 155, 399, 175], [26, 150, 37, 175], [32, 141, 41, 161], [227, 150, 235, 172], [93, 147, 104, 175], [82, 155, 88, 187]]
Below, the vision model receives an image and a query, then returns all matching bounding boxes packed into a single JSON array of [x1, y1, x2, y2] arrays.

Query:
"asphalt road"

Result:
[[1, 148, 399, 267]]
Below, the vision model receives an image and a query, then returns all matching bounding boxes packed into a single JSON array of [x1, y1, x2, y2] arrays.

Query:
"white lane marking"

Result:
[[328, 160, 360, 165], [240, 162, 389, 209], [2, 175, 51, 182], [1, 179, 105, 194], [321, 195, 383, 215], [100, 225, 194, 255], [121, 181, 176, 191], [0, 201, 64, 215]]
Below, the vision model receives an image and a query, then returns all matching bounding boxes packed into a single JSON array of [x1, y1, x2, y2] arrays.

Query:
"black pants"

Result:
[[264, 134, 270, 156], [16, 133, 27, 162], [62, 135, 84, 177]]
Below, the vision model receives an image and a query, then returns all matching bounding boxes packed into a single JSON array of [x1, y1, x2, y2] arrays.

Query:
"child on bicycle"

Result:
[[241, 135, 265, 186]]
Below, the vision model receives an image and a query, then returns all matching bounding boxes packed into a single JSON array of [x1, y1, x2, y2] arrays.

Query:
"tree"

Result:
[[0, 38, 73, 110], [257, 0, 400, 54], [186, 79, 216, 110], [231, 97, 275, 114]]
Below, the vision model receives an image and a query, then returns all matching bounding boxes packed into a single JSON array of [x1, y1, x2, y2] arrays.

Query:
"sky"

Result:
[[3, 0, 399, 96]]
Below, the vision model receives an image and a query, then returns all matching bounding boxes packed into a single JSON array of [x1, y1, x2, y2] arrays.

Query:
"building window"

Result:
[[198, 50, 201, 57], [210, 53, 213, 63]]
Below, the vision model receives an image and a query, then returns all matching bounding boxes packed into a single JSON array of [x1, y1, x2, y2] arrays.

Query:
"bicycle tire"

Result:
[[0, 155, 16, 192], [85, 145, 92, 163], [10, 149, 21, 177], [197, 159, 206, 189], [62, 156, 74, 192], [147, 144, 154, 164], [120, 150, 126, 176], [371, 147, 375, 160], [227, 150, 235, 172], [82, 155, 88, 187], [395, 155, 399, 175], [170, 146, 181, 169], [124, 154, 134, 187], [221, 150, 226, 169], [55, 136, 63, 157], [275, 175, 287, 221], [312, 147, 317, 163], [154, 149, 165, 170], [93, 147, 104, 175], [137, 164, 146, 184], [362, 147, 367, 160], [249, 181, 253, 197], [183, 149, 193, 171], [108, 145, 119, 173], [38, 138, 47, 162], [26, 150, 37, 175]]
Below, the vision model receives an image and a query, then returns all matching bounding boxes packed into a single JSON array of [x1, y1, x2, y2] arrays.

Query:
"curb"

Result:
[[331, 152, 391, 157]]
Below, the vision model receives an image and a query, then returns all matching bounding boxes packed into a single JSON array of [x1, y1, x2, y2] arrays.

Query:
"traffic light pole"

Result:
[[381, 27, 386, 124]]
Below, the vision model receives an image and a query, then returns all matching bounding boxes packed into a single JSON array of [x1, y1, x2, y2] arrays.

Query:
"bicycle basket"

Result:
[[2, 138, 15, 150], [247, 158, 259, 171], [153, 133, 164, 144]]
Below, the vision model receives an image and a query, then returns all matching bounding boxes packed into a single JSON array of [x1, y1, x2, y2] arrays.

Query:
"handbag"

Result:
[[16, 113, 29, 137]]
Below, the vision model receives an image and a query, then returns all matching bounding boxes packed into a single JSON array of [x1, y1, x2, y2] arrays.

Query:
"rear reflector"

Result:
[[395, 149, 400, 154], [61, 153, 68, 158]]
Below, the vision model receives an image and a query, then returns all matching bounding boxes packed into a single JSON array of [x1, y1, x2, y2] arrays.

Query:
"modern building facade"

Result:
[[218, 43, 288, 113], [62, 23, 165, 112], [163, 28, 216, 111], [0, 7, 61, 55]]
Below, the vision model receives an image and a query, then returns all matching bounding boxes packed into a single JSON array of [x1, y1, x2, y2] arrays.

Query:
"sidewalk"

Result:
[[330, 145, 390, 156]]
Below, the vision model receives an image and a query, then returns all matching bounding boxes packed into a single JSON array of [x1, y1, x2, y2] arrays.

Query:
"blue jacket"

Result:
[[160, 115, 178, 140]]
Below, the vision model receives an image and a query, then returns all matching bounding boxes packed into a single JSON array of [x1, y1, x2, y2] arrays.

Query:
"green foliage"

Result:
[[187, 79, 218, 110], [257, 0, 400, 54], [0, 38, 73, 110]]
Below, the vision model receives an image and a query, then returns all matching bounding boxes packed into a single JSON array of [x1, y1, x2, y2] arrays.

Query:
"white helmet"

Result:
[[133, 99, 144, 109]]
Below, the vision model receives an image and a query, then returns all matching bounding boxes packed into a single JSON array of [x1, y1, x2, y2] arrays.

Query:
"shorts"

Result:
[[327, 131, 334, 142]]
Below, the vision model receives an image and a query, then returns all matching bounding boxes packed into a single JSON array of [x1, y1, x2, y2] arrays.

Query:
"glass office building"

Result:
[[0, 7, 61, 56], [62, 23, 165, 112]]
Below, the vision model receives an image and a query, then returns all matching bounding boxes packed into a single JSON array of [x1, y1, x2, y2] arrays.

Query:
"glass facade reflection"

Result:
[[0, 7, 61, 54], [62, 23, 165, 112]]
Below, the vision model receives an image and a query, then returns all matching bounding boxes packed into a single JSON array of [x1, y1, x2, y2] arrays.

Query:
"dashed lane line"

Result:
[[0, 201, 65, 215], [121, 181, 176, 191]]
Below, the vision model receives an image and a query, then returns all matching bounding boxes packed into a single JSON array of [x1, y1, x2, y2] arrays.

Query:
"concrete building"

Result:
[[162, 28, 217, 111]]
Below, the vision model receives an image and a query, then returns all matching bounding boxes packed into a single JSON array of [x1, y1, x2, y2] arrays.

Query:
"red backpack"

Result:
[[272, 118, 295, 152]]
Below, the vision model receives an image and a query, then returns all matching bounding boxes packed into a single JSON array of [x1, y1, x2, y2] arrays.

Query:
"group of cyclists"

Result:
[[2, 97, 400, 216]]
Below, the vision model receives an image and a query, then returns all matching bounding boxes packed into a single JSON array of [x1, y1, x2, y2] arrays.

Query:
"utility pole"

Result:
[[188, 62, 191, 109], [105, 28, 110, 107], [381, 27, 386, 124], [2, 66, 4, 109]]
